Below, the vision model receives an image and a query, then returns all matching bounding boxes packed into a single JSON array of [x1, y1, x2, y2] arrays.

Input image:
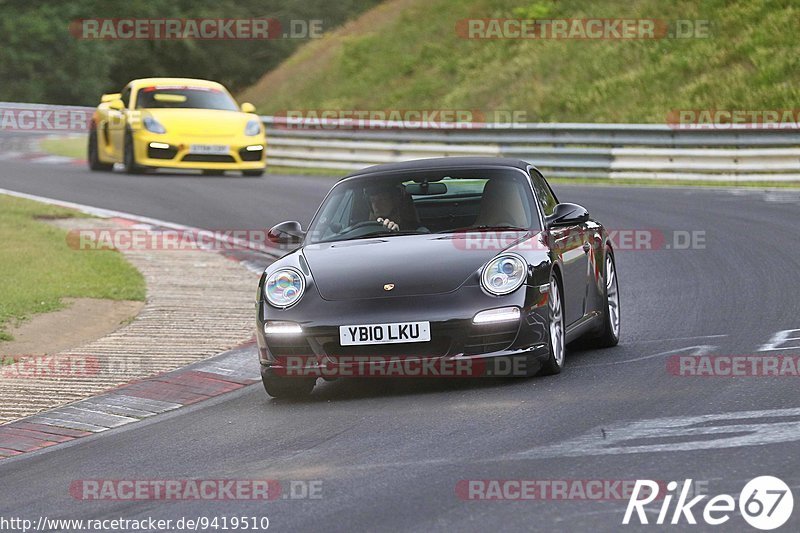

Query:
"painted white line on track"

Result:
[[513, 407, 800, 459], [0, 187, 277, 273], [632, 334, 728, 344], [573, 345, 718, 368], [28, 155, 75, 164]]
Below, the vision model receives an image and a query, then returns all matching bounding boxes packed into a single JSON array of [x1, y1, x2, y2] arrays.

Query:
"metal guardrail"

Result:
[[2, 103, 796, 181], [261, 116, 800, 181]]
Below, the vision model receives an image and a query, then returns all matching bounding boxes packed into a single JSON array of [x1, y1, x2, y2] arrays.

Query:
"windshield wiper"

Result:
[[438, 225, 529, 233], [347, 230, 424, 240], [317, 230, 424, 243]]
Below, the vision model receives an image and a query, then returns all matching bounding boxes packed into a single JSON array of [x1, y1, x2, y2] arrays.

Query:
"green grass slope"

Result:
[[0, 196, 145, 341], [240, 0, 799, 123]]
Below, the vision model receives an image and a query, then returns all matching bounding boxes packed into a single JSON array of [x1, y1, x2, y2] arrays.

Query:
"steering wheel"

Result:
[[342, 220, 392, 232]]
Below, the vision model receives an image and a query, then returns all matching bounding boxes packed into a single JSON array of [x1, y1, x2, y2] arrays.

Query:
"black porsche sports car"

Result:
[[256, 157, 620, 398]]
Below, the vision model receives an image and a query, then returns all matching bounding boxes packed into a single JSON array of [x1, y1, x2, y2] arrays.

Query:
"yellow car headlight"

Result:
[[245, 119, 261, 136], [143, 116, 166, 134]]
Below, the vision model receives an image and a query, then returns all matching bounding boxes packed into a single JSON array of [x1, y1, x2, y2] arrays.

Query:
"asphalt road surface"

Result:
[[1, 158, 800, 532]]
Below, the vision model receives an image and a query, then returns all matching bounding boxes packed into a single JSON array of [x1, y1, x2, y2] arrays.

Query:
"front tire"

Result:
[[123, 131, 143, 174], [87, 129, 113, 171], [539, 272, 566, 375], [261, 373, 315, 399]]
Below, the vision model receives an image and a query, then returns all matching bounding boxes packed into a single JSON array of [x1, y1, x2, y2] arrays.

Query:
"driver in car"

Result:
[[365, 183, 421, 231]]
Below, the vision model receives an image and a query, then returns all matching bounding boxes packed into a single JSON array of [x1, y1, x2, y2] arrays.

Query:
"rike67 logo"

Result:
[[623, 477, 794, 530]]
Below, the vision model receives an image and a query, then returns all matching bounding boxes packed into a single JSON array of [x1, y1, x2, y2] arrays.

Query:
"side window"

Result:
[[120, 86, 131, 108], [529, 169, 558, 218], [316, 188, 354, 239], [332, 189, 354, 227]]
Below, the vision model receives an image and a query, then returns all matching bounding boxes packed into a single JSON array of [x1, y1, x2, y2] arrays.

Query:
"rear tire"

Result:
[[243, 169, 264, 177], [261, 373, 315, 399], [589, 247, 620, 348], [123, 131, 143, 174], [202, 169, 225, 176], [539, 272, 566, 375], [88, 129, 113, 171]]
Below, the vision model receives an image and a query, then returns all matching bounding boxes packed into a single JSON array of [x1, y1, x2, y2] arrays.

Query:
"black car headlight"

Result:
[[264, 268, 305, 308], [481, 253, 527, 295]]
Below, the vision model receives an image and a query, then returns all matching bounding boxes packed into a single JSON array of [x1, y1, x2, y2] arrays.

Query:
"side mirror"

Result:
[[101, 93, 122, 103], [546, 203, 589, 227], [108, 99, 125, 111], [241, 102, 256, 114], [268, 221, 305, 245]]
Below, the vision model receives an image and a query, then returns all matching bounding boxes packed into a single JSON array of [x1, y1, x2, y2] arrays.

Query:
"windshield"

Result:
[[306, 168, 538, 244], [135, 86, 239, 111]]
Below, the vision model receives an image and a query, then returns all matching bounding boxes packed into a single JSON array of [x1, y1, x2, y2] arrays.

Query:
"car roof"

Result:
[[341, 157, 533, 180], [128, 78, 226, 90]]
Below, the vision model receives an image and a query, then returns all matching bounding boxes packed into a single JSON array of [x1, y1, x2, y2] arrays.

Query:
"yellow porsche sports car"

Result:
[[88, 77, 266, 176]]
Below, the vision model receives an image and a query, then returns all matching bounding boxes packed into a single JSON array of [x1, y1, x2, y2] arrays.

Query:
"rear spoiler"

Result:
[[100, 93, 121, 103]]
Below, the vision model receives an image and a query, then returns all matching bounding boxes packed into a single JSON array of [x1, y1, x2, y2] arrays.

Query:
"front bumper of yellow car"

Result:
[[132, 130, 266, 170]]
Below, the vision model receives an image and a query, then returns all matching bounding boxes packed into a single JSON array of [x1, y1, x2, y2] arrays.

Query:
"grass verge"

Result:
[[0, 195, 145, 342], [38, 136, 85, 160]]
